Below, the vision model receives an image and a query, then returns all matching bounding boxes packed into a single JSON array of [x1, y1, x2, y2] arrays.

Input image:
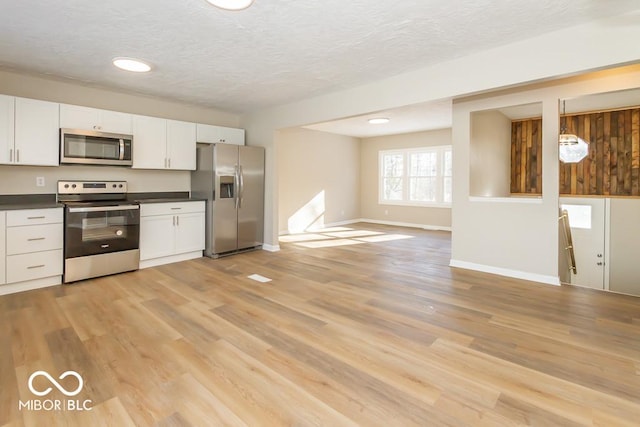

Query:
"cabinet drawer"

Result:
[[6, 249, 63, 284], [141, 201, 205, 217], [6, 223, 63, 255], [7, 208, 63, 226]]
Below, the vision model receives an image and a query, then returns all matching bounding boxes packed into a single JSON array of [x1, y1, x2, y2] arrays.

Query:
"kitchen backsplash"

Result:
[[0, 165, 190, 194]]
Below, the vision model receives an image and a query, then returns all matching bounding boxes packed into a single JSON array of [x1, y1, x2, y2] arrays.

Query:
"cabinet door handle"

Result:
[[27, 216, 46, 220], [168, 158, 171, 168], [27, 237, 45, 241], [172, 216, 176, 226], [176, 215, 179, 226], [170, 207, 182, 210], [9, 149, 13, 162], [27, 264, 45, 269], [16, 149, 19, 163]]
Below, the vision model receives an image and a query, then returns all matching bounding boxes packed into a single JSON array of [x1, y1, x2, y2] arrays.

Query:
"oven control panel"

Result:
[[58, 180, 128, 194]]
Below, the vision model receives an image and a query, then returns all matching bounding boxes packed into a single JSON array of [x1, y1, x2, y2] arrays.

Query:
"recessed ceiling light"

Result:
[[112, 57, 152, 73], [368, 118, 390, 124], [205, 0, 254, 11]]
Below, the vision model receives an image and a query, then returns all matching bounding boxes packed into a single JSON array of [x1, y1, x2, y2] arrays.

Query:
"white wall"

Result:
[[360, 129, 451, 229], [277, 128, 360, 234], [0, 68, 239, 126], [242, 13, 640, 285], [469, 110, 512, 197], [451, 66, 640, 284], [0, 68, 241, 194], [242, 11, 640, 251], [0, 165, 188, 194]]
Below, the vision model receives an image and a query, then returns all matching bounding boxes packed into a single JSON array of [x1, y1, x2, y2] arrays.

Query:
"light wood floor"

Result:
[[1, 223, 640, 426]]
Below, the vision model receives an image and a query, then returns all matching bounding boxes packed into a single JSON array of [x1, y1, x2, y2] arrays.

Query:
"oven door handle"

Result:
[[68, 205, 139, 213]]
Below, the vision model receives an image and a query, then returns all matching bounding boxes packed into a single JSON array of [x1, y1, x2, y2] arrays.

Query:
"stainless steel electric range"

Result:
[[57, 180, 140, 283]]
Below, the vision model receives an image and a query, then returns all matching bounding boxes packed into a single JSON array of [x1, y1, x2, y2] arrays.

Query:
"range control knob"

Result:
[[64, 184, 69, 188], [112, 184, 117, 188], [71, 184, 77, 188], [118, 184, 123, 188]]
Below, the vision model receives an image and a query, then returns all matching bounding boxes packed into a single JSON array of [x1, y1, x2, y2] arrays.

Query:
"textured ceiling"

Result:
[[0, 0, 638, 118], [304, 100, 453, 138]]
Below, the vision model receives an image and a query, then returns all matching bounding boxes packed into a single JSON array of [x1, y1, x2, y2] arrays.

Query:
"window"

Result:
[[379, 146, 452, 206]]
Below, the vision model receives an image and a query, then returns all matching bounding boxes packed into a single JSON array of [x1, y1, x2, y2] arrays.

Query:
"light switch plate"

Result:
[[36, 176, 45, 187]]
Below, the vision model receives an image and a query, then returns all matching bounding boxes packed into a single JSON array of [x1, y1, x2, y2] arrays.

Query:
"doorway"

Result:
[[560, 197, 606, 290]]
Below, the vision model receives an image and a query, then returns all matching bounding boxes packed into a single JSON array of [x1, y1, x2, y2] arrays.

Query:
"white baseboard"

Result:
[[262, 244, 280, 252], [359, 218, 451, 232], [0, 275, 61, 296], [139, 251, 203, 269], [449, 259, 560, 286], [279, 218, 450, 236]]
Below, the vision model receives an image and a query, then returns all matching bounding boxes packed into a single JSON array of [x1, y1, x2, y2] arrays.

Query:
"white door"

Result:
[[139, 215, 175, 260], [14, 98, 59, 166], [166, 119, 196, 170], [60, 104, 100, 130], [560, 197, 606, 289], [174, 212, 205, 254], [132, 115, 167, 169], [99, 110, 132, 134], [0, 95, 15, 165], [219, 126, 245, 145], [0, 212, 6, 285]]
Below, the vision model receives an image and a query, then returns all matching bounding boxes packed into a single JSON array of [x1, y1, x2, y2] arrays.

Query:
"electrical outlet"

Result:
[[36, 176, 45, 187]]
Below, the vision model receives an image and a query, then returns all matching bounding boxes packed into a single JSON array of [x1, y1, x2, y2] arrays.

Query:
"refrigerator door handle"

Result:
[[234, 164, 240, 209], [238, 164, 244, 209]]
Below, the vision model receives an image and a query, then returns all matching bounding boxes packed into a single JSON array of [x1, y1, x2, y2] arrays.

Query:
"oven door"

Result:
[[65, 204, 140, 259]]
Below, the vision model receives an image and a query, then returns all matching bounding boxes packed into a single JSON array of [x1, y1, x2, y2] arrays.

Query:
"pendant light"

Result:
[[559, 100, 588, 163], [559, 100, 578, 146]]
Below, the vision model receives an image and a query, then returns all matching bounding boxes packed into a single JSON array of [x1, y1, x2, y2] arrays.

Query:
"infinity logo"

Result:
[[28, 371, 84, 397]]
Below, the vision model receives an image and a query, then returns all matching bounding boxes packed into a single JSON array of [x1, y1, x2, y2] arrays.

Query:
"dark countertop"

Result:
[[129, 191, 205, 204], [0, 194, 63, 211], [0, 192, 205, 210], [135, 197, 206, 204], [0, 202, 64, 211]]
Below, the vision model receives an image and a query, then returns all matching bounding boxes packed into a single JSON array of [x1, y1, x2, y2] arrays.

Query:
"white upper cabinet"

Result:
[[60, 104, 132, 134], [132, 115, 167, 169], [196, 123, 245, 145], [0, 95, 15, 165], [13, 98, 59, 166], [133, 116, 196, 170], [1, 96, 60, 166], [166, 119, 196, 170]]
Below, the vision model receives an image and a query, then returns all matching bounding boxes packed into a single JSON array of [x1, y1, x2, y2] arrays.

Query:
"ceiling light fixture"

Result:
[[112, 57, 152, 73], [559, 100, 578, 146], [205, 0, 254, 11], [368, 118, 390, 124], [559, 100, 589, 163]]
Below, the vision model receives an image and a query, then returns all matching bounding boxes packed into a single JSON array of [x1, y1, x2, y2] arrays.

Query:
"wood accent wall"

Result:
[[510, 107, 640, 196], [510, 118, 542, 194], [559, 107, 640, 196]]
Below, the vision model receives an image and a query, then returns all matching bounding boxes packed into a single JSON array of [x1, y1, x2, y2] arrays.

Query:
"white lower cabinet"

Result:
[[1, 207, 63, 296], [0, 212, 5, 286], [140, 201, 205, 268]]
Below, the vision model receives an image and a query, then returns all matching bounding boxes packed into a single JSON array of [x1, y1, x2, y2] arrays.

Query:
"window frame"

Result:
[[378, 145, 452, 208]]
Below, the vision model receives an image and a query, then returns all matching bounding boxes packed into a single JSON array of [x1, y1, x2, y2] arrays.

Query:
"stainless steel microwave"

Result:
[[60, 128, 133, 166]]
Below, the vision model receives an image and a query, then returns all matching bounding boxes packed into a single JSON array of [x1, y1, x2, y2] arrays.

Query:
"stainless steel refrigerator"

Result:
[[191, 144, 264, 257]]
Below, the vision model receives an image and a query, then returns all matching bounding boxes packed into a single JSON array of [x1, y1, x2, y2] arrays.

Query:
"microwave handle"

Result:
[[119, 139, 125, 161]]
